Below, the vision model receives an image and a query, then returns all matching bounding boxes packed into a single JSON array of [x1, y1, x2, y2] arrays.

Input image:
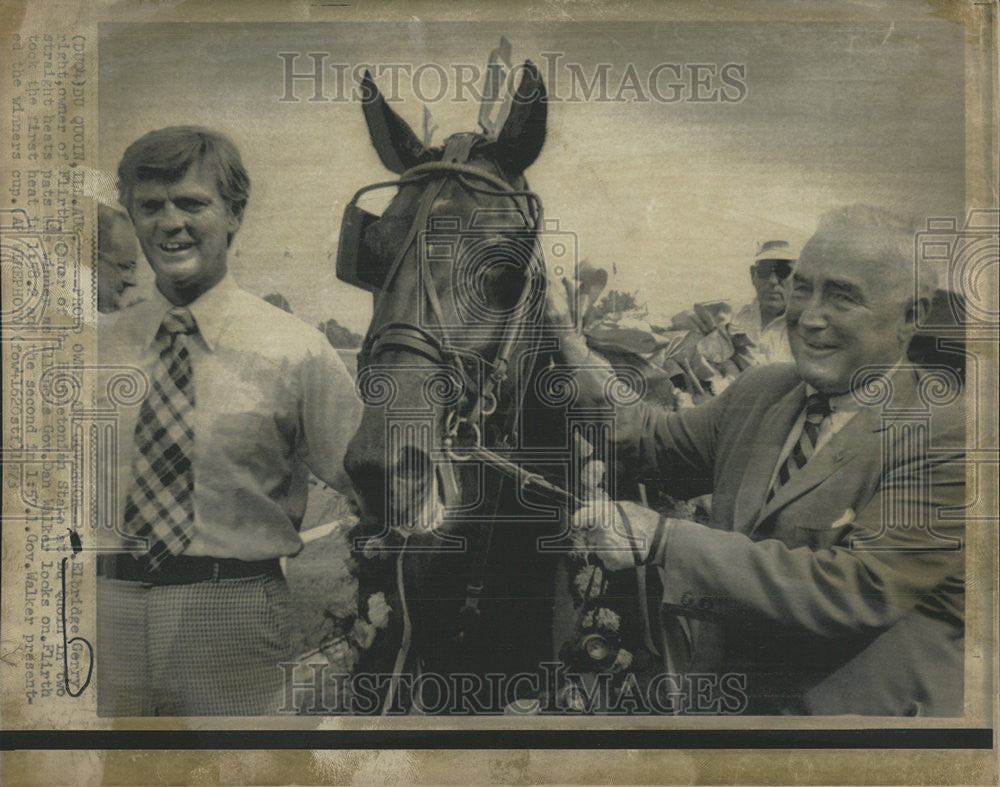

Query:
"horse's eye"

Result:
[[481, 259, 529, 312], [481, 237, 534, 269], [451, 235, 535, 319]]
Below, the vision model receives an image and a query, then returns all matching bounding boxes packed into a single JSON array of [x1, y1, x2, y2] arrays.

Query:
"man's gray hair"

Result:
[[813, 204, 938, 300]]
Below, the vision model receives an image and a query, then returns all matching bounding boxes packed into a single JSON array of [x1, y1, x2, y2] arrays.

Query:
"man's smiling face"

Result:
[[786, 229, 917, 394], [130, 162, 241, 301]]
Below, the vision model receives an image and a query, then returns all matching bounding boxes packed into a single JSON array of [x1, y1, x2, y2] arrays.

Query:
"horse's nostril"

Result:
[[394, 445, 432, 482]]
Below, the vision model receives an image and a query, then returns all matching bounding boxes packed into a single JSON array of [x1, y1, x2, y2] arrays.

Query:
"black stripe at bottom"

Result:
[[1, 728, 991, 750]]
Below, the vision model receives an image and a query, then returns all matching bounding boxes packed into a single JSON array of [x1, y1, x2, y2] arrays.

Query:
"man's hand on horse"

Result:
[[543, 264, 617, 396], [544, 263, 578, 330], [572, 497, 671, 573]]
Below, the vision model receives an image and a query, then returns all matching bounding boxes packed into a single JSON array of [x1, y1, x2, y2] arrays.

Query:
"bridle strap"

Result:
[[370, 175, 450, 327], [357, 132, 548, 506], [367, 323, 447, 366], [351, 134, 560, 652], [359, 135, 544, 423]]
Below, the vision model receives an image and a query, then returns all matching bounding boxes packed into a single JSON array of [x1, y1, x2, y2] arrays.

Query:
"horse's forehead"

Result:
[[428, 190, 516, 224], [437, 181, 528, 229]]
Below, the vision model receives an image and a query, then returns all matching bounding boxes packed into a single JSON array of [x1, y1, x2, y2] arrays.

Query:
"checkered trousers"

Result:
[[97, 572, 293, 716]]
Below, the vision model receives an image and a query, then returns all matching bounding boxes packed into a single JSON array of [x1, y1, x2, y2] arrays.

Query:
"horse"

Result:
[[340, 63, 586, 712]]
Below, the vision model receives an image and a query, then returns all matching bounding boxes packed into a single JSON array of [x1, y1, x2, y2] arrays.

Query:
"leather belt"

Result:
[[97, 553, 281, 585]]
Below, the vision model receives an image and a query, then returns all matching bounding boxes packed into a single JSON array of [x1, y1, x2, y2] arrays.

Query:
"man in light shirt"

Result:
[[552, 205, 965, 715], [730, 239, 796, 364], [97, 126, 362, 715]]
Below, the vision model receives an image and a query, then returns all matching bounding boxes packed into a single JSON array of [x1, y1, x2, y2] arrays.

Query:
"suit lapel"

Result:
[[732, 382, 806, 532]]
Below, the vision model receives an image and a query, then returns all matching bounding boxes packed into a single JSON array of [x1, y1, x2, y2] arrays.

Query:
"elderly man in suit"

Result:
[[552, 205, 965, 715]]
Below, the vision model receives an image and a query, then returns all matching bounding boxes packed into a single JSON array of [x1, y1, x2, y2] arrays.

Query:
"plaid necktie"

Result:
[[766, 392, 831, 502], [124, 306, 197, 570]]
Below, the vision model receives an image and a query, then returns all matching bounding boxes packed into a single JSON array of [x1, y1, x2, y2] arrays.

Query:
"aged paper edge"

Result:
[[1, 0, 997, 784]]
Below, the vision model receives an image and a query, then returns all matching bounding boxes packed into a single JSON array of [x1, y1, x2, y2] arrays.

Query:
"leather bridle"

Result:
[[354, 134, 547, 498], [345, 134, 583, 707]]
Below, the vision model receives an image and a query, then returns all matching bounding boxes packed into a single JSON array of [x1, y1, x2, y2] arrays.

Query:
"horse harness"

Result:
[[340, 132, 592, 709], [342, 133, 557, 500]]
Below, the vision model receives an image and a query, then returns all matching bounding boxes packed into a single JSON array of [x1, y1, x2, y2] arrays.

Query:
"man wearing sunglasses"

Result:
[[731, 239, 797, 364]]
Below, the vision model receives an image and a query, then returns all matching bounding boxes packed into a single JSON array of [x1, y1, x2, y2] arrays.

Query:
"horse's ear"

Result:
[[360, 69, 429, 174], [495, 60, 547, 175]]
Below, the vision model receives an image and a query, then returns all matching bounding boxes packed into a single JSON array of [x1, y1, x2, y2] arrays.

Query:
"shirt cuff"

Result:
[[643, 515, 675, 567]]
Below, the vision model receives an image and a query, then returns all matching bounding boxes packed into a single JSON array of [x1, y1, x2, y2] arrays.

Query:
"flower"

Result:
[[367, 592, 392, 629], [557, 682, 587, 713], [581, 607, 621, 634], [567, 539, 589, 562], [610, 648, 633, 673], [323, 635, 359, 673], [572, 564, 604, 600], [673, 389, 694, 410], [324, 574, 359, 620], [362, 535, 388, 560], [585, 298, 753, 412], [350, 619, 377, 650]]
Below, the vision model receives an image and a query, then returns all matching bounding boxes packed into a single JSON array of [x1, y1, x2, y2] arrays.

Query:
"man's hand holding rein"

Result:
[[573, 493, 672, 573]]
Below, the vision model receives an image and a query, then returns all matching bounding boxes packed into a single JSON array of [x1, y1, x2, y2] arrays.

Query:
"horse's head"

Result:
[[342, 63, 548, 539]]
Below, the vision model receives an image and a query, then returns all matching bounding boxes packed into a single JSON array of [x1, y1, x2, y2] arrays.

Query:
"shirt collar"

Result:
[[804, 384, 857, 417], [761, 311, 786, 332], [747, 297, 786, 331], [806, 359, 905, 415], [142, 274, 239, 352]]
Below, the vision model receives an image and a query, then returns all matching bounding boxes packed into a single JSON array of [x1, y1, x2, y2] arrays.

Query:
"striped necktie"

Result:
[[123, 307, 197, 570], [766, 392, 831, 502]]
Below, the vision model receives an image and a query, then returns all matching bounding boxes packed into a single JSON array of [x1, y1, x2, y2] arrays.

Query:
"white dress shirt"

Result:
[[98, 275, 362, 560]]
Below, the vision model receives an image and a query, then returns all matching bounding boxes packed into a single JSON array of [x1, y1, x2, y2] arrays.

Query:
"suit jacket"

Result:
[[612, 362, 965, 715]]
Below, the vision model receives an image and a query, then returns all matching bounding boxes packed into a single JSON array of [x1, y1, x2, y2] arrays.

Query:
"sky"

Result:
[[99, 20, 966, 332]]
